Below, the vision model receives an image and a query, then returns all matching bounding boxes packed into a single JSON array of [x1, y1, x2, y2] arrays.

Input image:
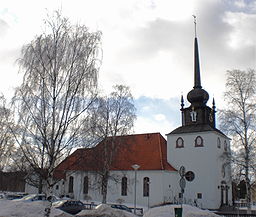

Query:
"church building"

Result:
[[51, 30, 232, 210]]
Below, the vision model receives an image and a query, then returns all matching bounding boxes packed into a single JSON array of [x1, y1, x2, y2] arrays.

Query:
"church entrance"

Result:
[[219, 181, 229, 206]]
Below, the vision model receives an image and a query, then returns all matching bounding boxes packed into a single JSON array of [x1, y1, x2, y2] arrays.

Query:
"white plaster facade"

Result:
[[51, 129, 232, 209], [167, 131, 232, 209], [53, 170, 179, 207]]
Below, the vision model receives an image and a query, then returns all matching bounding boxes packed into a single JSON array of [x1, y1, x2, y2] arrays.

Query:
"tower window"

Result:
[[217, 137, 221, 149], [176, 137, 184, 148], [185, 171, 195, 182], [195, 136, 203, 147], [121, 177, 127, 196], [190, 108, 197, 122]]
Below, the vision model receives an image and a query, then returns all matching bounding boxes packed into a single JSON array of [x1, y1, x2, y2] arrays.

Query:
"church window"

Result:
[[176, 137, 184, 148], [195, 136, 203, 147], [224, 141, 228, 151], [197, 193, 202, 199], [55, 185, 59, 190], [121, 177, 128, 196], [83, 176, 89, 194], [217, 137, 221, 148], [143, 177, 150, 197], [190, 107, 197, 122], [185, 171, 195, 182], [68, 176, 74, 193]]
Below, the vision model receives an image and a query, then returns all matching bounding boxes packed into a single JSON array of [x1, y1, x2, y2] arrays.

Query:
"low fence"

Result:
[[215, 213, 256, 217]]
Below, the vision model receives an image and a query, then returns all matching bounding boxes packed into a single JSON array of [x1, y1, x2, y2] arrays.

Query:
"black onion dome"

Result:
[[187, 88, 209, 106]]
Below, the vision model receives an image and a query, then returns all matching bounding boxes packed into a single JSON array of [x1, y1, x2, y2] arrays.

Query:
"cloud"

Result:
[[0, 19, 9, 37], [154, 114, 166, 121], [134, 96, 181, 130], [1, 0, 256, 132], [134, 115, 173, 137]]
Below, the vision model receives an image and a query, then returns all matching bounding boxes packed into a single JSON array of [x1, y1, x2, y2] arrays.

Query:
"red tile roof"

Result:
[[55, 133, 177, 179]]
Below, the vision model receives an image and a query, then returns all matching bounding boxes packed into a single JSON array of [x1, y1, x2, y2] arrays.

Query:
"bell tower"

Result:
[[167, 16, 232, 210], [180, 18, 215, 128]]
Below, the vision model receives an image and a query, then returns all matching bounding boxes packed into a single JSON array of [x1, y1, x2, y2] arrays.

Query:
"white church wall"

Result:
[[162, 171, 180, 204], [54, 170, 179, 207], [167, 131, 232, 209]]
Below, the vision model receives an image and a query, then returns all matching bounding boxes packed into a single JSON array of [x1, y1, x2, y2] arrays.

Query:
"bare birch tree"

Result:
[[86, 85, 136, 203], [0, 95, 15, 171], [219, 69, 256, 208], [12, 11, 101, 200]]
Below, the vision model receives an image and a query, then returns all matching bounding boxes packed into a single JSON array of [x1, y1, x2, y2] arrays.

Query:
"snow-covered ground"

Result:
[[143, 204, 220, 217], [0, 199, 72, 217], [0, 199, 220, 217], [77, 204, 136, 217]]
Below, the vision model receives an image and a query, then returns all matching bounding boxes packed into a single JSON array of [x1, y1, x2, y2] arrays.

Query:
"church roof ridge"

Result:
[[167, 124, 228, 138]]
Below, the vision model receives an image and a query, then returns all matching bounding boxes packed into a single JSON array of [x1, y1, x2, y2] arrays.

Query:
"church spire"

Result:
[[187, 16, 209, 107], [193, 15, 201, 89], [176, 16, 216, 128]]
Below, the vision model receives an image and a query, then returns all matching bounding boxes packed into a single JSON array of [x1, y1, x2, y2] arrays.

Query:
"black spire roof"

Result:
[[187, 36, 209, 107], [167, 17, 219, 135]]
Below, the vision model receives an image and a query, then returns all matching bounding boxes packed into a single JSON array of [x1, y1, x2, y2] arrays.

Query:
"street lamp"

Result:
[[132, 164, 140, 214]]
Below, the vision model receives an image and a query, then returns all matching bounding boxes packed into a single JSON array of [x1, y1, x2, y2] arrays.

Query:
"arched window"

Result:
[[217, 137, 221, 149], [121, 177, 127, 196], [224, 141, 228, 151], [83, 176, 89, 194], [176, 137, 184, 148], [143, 177, 150, 197], [68, 176, 74, 193], [195, 136, 203, 147]]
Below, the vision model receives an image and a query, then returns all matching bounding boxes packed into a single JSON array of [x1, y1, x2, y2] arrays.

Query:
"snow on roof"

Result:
[[143, 204, 220, 217]]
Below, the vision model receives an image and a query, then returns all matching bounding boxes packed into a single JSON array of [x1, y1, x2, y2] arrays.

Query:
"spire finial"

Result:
[[181, 94, 184, 109], [193, 15, 201, 89], [192, 15, 197, 38], [212, 97, 216, 111]]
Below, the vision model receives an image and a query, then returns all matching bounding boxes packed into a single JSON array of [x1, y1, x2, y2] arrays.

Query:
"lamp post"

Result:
[[132, 164, 140, 214]]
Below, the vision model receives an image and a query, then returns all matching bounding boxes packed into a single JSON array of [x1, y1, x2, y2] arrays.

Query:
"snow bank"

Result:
[[0, 200, 72, 217], [77, 204, 136, 217], [143, 204, 220, 217]]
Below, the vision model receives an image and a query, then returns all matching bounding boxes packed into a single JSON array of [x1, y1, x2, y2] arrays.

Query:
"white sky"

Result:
[[0, 0, 256, 136]]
